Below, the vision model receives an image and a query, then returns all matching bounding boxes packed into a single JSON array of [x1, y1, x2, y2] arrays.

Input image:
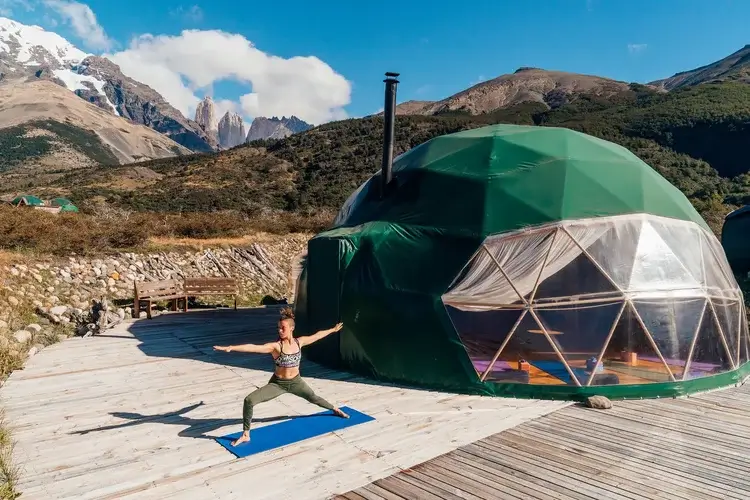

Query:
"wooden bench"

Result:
[[184, 277, 240, 310], [133, 279, 187, 319]]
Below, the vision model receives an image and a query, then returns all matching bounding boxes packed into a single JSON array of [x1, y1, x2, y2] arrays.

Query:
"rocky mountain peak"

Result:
[[0, 17, 216, 153], [218, 111, 246, 149], [281, 115, 312, 134], [70, 56, 217, 152], [393, 68, 631, 116], [77, 55, 120, 75], [0, 16, 88, 71], [650, 44, 750, 90], [246, 115, 312, 142], [195, 96, 219, 137]]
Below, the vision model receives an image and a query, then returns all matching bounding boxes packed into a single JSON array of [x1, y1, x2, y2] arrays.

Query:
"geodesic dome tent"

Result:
[[296, 124, 750, 400], [10, 195, 44, 207]]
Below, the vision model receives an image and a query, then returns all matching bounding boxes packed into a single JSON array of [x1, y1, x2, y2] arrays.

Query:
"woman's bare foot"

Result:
[[333, 408, 349, 419], [231, 431, 250, 446]]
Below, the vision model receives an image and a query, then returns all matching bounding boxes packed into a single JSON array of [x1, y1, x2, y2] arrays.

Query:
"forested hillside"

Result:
[[3, 81, 750, 239]]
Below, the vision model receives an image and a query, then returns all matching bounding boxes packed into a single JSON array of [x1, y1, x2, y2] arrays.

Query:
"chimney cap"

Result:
[[384, 72, 400, 79]]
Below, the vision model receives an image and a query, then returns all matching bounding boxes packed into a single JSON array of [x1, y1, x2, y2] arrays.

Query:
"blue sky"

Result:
[[5, 0, 750, 121]]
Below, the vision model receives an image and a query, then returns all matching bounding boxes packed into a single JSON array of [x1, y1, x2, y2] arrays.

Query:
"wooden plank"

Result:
[[136, 280, 182, 294], [184, 277, 239, 295], [361, 483, 407, 500], [517, 424, 740, 499], [1, 307, 566, 500], [343, 384, 750, 500], [12, 302, 750, 500]]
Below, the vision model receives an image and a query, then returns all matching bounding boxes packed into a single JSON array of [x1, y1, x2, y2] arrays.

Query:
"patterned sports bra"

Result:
[[275, 338, 301, 368]]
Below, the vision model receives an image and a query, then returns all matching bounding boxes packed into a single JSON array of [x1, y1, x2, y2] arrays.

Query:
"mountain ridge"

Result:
[[9, 79, 750, 234], [2, 15, 750, 235], [246, 115, 312, 142], [650, 45, 750, 90], [391, 68, 637, 116], [0, 79, 191, 173], [0, 16, 216, 153]]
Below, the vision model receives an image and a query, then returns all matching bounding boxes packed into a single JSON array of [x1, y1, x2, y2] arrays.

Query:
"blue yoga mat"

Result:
[[529, 360, 590, 385], [215, 406, 374, 458]]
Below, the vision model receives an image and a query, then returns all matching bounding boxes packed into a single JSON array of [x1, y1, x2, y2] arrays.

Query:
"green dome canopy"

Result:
[[11, 195, 44, 207], [333, 124, 707, 235], [50, 197, 74, 207], [297, 124, 746, 401]]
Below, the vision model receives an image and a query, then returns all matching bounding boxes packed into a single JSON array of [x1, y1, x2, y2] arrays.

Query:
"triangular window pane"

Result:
[[445, 305, 525, 380], [533, 228, 620, 303], [629, 221, 701, 291], [688, 307, 734, 379], [443, 247, 524, 308], [711, 298, 741, 366], [649, 220, 705, 285], [495, 313, 570, 386], [481, 228, 556, 303], [701, 234, 736, 295], [581, 218, 642, 290], [633, 299, 706, 379], [596, 303, 674, 384], [535, 301, 625, 386]]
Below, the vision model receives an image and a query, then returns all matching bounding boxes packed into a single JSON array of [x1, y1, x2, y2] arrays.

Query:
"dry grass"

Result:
[[0, 206, 332, 256], [147, 231, 312, 251], [0, 252, 22, 268], [0, 409, 19, 500]]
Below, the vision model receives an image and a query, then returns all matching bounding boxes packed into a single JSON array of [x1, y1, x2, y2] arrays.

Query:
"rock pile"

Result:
[[0, 237, 309, 372]]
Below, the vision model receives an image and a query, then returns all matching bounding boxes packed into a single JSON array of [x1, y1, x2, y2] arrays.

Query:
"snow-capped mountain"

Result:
[[0, 16, 216, 152], [0, 17, 87, 69]]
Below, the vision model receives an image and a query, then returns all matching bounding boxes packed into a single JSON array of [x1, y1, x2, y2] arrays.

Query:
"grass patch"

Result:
[[0, 252, 22, 269], [42, 120, 118, 166], [0, 409, 19, 500], [147, 232, 309, 252], [0, 120, 118, 172], [0, 290, 38, 334], [0, 206, 330, 256]]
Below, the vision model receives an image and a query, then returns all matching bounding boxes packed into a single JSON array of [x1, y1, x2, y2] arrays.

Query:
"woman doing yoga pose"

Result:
[[213, 307, 349, 446]]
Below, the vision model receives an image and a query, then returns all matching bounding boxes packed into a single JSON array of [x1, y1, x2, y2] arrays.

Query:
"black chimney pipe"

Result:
[[381, 72, 399, 198]]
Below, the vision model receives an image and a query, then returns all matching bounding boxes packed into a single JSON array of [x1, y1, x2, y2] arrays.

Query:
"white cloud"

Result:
[[107, 29, 351, 124], [214, 98, 238, 119], [627, 43, 648, 54], [0, 0, 33, 16], [170, 4, 203, 23], [43, 0, 113, 50]]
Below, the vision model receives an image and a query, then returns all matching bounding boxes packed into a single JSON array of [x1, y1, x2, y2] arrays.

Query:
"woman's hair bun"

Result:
[[280, 306, 295, 320]]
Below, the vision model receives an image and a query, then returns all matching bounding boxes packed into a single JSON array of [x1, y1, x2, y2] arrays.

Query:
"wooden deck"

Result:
[[1, 307, 567, 500], [339, 382, 750, 500]]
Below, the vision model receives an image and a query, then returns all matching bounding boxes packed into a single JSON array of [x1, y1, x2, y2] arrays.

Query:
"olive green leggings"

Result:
[[242, 375, 334, 431]]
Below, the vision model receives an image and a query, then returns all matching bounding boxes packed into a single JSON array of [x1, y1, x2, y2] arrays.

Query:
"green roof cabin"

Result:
[[49, 197, 74, 208], [58, 204, 79, 213], [10, 195, 44, 207], [293, 73, 750, 401]]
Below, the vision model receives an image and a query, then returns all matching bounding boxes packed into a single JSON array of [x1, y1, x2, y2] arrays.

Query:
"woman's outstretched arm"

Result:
[[213, 342, 276, 354], [298, 323, 344, 347]]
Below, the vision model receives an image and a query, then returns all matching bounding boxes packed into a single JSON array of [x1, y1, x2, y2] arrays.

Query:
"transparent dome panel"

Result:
[[442, 214, 747, 387]]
